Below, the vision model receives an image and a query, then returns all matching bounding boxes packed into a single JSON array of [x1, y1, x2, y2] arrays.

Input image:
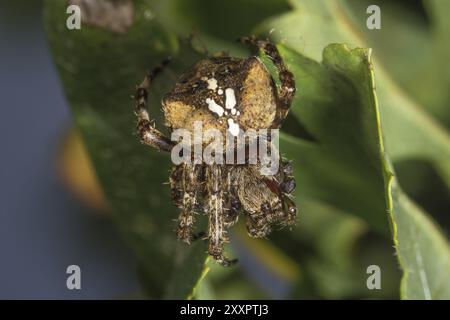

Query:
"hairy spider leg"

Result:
[[241, 160, 297, 237], [239, 36, 296, 128], [234, 166, 279, 238], [245, 187, 285, 238], [134, 58, 175, 152], [174, 164, 202, 244], [223, 167, 240, 227], [245, 206, 273, 238], [279, 159, 298, 227], [205, 165, 237, 266]]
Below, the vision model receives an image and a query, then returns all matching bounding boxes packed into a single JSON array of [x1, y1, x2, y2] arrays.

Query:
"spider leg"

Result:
[[172, 164, 202, 244], [245, 198, 284, 238], [239, 36, 296, 128], [279, 160, 298, 226], [246, 214, 272, 238], [243, 159, 297, 236], [206, 165, 238, 266], [282, 196, 297, 227], [223, 198, 240, 227], [223, 167, 240, 227], [134, 58, 174, 152]]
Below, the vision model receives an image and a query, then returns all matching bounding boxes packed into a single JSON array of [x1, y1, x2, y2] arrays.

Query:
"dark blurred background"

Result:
[[0, 1, 139, 299]]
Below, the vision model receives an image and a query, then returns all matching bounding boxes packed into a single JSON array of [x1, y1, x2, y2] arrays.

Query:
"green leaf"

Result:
[[277, 45, 390, 234], [258, 0, 450, 191], [151, 0, 290, 41], [389, 181, 450, 299], [43, 0, 208, 298], [268, 197, 374, 299], [254, 0, 450, 298], [274, 44, 398, 297], [274, 42, 450, 298], [344, 0, 450, 129]]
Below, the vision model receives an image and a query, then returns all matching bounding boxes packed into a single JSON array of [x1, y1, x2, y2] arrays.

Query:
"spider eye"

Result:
[[283, 197, 297, 216], [289, 206, 297, 215]]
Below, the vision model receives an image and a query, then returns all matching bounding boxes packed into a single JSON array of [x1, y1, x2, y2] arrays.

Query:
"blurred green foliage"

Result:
[[44, 0, 450, 299]]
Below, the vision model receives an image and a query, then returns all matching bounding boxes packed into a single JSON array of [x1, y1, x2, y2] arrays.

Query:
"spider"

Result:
[[133, 36, 297, 266]]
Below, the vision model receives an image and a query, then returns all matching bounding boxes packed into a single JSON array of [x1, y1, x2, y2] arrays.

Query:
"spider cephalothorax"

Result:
[[133, 36, 297, 266]]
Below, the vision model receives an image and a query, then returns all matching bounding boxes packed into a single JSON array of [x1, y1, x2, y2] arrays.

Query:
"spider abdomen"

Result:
[[162, 56, 277, 146]]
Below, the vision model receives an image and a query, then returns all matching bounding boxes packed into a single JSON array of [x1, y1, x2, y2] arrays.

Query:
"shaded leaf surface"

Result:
[[257, 1, 450, 298], [259, 0, 450, 190], [345, 0, 450, 129], [276, 45, 389, 234], [44, 0, 207, 298]]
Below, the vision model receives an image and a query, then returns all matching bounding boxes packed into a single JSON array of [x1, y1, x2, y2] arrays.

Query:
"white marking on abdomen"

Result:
[[225, 88, 236, 109], [207, 78, 218, 91], [206, 98, 224, 117]]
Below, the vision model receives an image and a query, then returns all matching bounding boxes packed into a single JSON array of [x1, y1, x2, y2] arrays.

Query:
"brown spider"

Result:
[[133, 36, 297, 266]]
